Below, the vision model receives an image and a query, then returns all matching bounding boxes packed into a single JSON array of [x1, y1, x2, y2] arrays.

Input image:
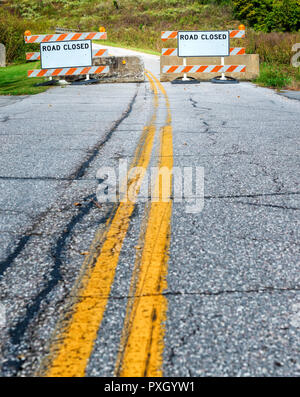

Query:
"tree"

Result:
[[233, 0, 300, 32]]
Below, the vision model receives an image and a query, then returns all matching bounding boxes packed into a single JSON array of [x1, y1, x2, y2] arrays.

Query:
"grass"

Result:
[[0, 62, 49, 95], [255, 62, 300, 90]]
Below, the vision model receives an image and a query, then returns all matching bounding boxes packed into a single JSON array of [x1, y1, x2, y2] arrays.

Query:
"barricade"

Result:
[[25, 30, 109, 81], [159, 27, 259, 83]]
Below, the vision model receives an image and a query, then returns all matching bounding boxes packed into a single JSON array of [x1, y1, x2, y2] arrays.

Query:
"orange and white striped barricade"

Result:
[[162, 64, 246, 84], [162, 65, 246, 74], [24, 31, 109, 82], [24, 32, 107, 44], [26, 52, 41, 61], [26, 49, 109, 62], [27, 66, 109, 78], [161, 30, 245, 41], [162, 47, 246, 57], [161, 28, 246, 83]]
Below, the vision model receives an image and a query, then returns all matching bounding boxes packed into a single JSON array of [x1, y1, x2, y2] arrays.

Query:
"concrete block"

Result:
[[0, 43, 6, 67], [160, 54, 260, 82]]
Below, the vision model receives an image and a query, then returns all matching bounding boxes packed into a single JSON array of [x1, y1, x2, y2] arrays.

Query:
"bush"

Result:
[[0, 11, 29, 63], [255, 63, 292, 88], [269, 0, 300, 32], [233, 0, 300, 32], [0, 9, 48, 63]]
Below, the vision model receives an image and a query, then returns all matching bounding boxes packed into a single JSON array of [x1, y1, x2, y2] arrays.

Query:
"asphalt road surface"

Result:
[[0, 46, 299, 377]]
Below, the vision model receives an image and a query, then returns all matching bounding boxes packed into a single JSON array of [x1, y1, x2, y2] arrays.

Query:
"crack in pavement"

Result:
[[233, 201, 300, 211], [204, 191, 300, 199], [0, 86, 139, 279], [70, 285, 300, 301], [9, 195, 111, 346], [0, 176, 103, 181], [0, 96, 29, 108], [4, 284, 300, 302], [0, 116, 9, 123], [5, 89, 140, 352]]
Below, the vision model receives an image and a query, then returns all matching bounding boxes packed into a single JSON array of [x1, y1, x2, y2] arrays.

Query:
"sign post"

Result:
[[183, 57, 188, 81], [221, 56, 225, 81]]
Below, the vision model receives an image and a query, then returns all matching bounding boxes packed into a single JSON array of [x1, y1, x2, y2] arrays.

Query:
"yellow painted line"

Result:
[[146, 70, 171, 125], [116, 72, 173, 377], [45, 73, 159, 377]]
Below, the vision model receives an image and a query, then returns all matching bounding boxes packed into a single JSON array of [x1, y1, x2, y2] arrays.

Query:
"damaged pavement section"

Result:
[[57, 56, 145, 84]]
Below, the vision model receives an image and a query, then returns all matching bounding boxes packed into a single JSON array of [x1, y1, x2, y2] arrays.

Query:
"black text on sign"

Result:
[[40, 40, 93, 69], [178, 31, 230, 57]]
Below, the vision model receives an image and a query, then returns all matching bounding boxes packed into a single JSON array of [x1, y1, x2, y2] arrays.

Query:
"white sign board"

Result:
[[40, 40, 92, 69], [178, 31, 230, 57]]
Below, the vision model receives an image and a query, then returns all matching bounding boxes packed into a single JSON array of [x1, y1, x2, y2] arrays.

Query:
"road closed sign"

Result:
[[40, 40, 93, 69], [178, 31, 230, 57]]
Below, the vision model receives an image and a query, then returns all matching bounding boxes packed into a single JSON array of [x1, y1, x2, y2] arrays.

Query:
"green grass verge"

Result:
[[93, 40, 160, 56], [255, 62, 300, 90], [0, 62, 49, 95], [255, 63, 291, 89]]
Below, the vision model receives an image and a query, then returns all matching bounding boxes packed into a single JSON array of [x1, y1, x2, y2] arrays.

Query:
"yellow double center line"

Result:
[[115, 71, 173, 377], [45, 70, 173, 377]]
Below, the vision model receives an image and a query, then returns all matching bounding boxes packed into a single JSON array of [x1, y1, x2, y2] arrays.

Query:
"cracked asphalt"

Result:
[[0, 47, 299, 377]]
